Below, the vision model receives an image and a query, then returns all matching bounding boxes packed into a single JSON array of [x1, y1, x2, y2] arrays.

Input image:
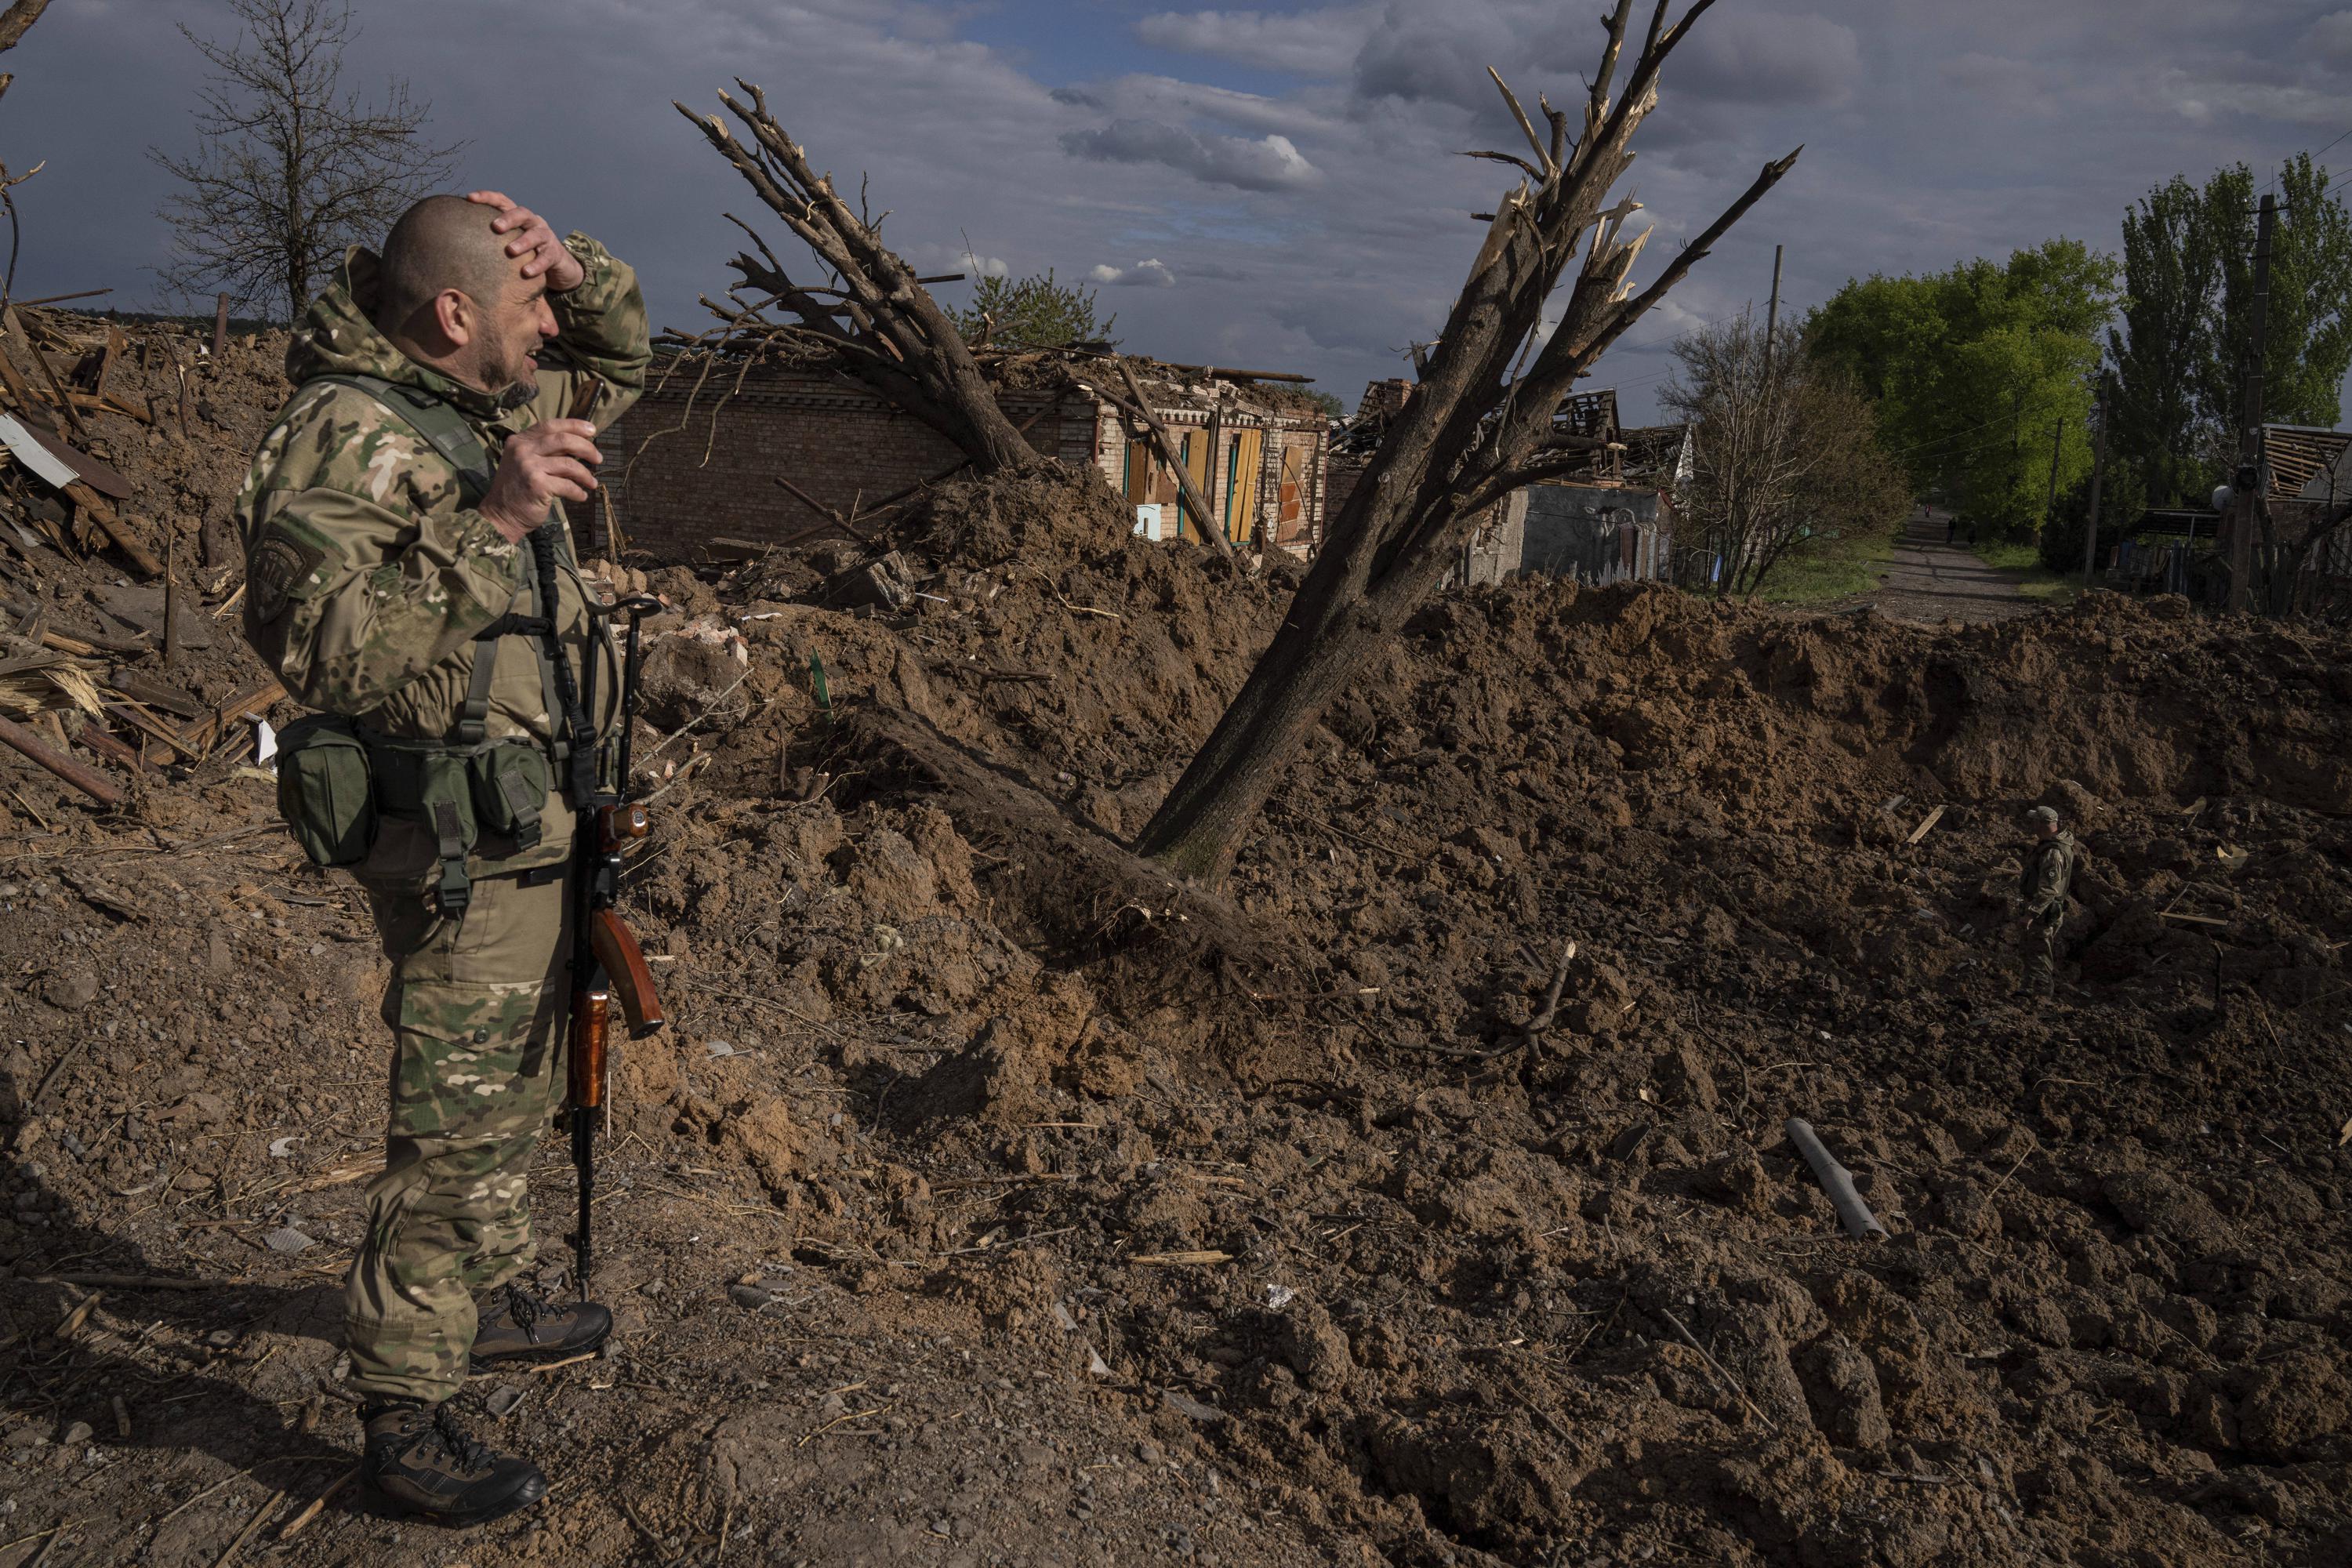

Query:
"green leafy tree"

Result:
[[951, 268, 1116, 350], [2109, 176, 2225, 506], [2197, 154, 2352, 435], [1809, 238, 2116, 539]]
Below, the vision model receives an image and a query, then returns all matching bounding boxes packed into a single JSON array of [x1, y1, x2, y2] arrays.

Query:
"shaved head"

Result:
[[376, 194, 517, 330]]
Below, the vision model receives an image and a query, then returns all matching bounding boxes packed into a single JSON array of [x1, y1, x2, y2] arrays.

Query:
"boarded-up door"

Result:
[[1224, 428, 1263, 545]]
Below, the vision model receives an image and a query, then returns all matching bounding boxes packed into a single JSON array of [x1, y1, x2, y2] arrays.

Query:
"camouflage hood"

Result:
[[284, 248, 521, 422]]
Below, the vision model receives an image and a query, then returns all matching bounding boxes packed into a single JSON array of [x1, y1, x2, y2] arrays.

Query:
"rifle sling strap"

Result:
[[311, 373, 601, 911]]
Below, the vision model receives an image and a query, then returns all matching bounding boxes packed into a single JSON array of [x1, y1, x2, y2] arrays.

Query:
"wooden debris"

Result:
[[32, 1272, 234, 1290], [1128, 1250, 1233, 1266], [2158, 911, 2227, 928], [209, 1486, 285, 1568], [54, 1287, 100, 1338], [5, 303, 86, 439], [60, 482, 161, 577], [275, 1466, 357, 1543], [1905, 804, 1946, 846], [107, 667, 205, 720], [1108, 358, 1232, 561], [0, 711, 124, 805], [111, 1395, 129, 1440]]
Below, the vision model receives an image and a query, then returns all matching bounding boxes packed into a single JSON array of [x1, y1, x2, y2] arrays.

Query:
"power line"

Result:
[[2260, 126, 2352, 194]]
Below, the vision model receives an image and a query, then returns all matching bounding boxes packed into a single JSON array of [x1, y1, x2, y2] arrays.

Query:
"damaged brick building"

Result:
[[597, 352, 1331, 562]]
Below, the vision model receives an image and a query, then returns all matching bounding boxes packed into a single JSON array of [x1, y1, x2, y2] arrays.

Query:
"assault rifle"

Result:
[[543, 381, 665, 1300]]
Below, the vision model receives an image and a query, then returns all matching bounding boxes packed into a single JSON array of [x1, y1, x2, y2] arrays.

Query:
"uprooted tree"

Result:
[[677, 84, 1047, 477], [1135, 0, 1795, 880], [676, 0, 1794, 891]]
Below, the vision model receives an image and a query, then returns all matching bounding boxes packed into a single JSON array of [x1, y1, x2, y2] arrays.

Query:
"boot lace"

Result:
[[499, 1283, 546, 1335], [428, 1403, 492, 1471]]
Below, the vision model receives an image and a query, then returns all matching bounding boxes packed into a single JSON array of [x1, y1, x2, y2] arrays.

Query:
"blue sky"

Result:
[[6, 1, 2351, 423]]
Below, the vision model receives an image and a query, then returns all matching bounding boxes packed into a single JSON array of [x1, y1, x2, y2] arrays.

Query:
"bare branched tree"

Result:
[[149, 0, 464, 325], [1662, 311, 1908, 597], [1134, 0, 1797, 881], [0, 0, 54, 313], [675, 84, 1045, 475]]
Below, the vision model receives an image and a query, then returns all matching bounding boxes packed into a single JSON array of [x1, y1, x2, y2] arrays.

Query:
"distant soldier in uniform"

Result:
[[235, 191, 649, 1524], [2016, 805, 2078, 998]]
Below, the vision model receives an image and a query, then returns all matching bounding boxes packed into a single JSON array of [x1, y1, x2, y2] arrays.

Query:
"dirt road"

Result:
[[1870, 509, 2045, 623]]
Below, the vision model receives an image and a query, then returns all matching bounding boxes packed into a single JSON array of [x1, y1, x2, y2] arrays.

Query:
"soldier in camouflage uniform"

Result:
[[2016, 805, 2079, 999], [235, 191, 648, 1525]]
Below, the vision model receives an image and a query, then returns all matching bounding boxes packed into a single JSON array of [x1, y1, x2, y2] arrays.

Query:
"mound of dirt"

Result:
[[3, 448, 2350, 1568]]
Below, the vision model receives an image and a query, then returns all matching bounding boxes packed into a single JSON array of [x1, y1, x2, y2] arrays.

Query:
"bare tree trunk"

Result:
[[1137, 0, 1796, 883], [678, 83, 1044, 477]]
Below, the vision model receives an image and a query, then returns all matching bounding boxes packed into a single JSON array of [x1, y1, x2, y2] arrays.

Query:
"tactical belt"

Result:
[[312, 372, 606, 914]]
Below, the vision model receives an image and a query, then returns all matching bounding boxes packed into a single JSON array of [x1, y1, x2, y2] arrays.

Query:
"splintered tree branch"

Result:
[[675, 84, 1042, 476], [1135, 3, 1796, 883]]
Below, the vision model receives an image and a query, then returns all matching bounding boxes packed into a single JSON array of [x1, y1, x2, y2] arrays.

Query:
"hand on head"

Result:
[[467, 191, 585, 294]]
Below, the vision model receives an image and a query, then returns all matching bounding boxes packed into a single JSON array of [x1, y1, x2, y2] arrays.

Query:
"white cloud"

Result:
[[1091, 258, 1179, 288], [1135, 7, 1377, 77], [1092, 73, 1332, 140], [1059, 121, 1322, 191]]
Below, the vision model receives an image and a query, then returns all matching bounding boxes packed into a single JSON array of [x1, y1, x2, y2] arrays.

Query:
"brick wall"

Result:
[[597, 368, 1083, 560], [598, 364, 1329, 563]]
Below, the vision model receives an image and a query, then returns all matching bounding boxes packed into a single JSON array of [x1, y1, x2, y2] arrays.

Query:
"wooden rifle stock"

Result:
[[590, 908, 665, 1038]]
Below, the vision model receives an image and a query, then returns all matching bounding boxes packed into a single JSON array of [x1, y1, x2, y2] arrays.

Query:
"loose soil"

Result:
[[1, 361, 2349, 1568]]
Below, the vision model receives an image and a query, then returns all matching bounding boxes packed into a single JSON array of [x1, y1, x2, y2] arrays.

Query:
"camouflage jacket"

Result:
[[2018, 830, 2078, 920], [234, 234, 650, 881]]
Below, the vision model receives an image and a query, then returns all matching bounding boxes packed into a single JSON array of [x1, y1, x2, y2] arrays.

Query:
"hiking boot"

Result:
[[471, 1282, 612, 1367], [361, 1400, 546, 1526]]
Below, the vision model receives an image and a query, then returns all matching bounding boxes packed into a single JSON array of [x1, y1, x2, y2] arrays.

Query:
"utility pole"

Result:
[[2227, 192, 2275, 613], [2082, 374, 2110, 590], [2042, 416, 2063, 543], [1762, 244, 1784, 388]]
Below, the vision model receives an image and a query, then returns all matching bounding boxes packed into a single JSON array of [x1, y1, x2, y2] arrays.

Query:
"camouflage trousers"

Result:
[[2020, 910, 2061, 994], [349, 869, 571, 1405]]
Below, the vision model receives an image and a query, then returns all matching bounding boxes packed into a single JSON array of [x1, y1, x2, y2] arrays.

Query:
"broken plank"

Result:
[[107, 668, 206, 720], [0, 712, 125, 806], [75, 723, 143, 772], [1905, 804, 1946, 846], [5, 303, 87, 439], [62, 483, 162, 577], [105, 698, 197, 760]]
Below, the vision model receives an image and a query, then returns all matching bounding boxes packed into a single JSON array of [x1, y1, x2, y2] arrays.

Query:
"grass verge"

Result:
[[1971, 537, 2077, 604], [1755, 528, 1898, 604]]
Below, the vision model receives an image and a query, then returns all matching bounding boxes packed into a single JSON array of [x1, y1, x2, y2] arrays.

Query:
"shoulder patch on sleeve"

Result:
[[249, 518, 337, 622]]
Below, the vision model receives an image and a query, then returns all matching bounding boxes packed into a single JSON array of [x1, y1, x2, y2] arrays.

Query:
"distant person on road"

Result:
[[2015, 805, 2079, 998], [1945, 513, 1956, 545]]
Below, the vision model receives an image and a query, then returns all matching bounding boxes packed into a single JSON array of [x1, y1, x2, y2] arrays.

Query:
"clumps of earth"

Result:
[[2, 430, 2349, 1566]]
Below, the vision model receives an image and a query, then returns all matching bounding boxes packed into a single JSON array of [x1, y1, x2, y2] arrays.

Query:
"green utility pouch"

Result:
[[274, 713, 378, 867], [470, 739, 549, 848], [366, 737, 482, 916]]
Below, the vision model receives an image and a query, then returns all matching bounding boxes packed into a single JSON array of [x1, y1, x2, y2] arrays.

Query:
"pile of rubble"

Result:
[[0, 307, 294, 825]]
